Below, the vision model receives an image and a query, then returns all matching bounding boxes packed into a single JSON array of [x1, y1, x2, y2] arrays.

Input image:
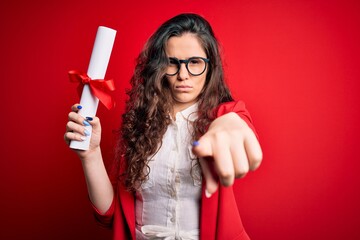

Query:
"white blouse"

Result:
[[135, 104, 202, 240]]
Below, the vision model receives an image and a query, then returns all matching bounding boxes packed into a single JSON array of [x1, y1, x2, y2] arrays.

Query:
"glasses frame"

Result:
[[165, 57, 210, 76]]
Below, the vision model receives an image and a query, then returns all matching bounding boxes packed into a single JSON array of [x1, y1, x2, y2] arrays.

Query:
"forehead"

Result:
[[165, 33, 206, 58]]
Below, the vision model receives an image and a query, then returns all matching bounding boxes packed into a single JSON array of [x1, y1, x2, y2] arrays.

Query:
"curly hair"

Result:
[[117, 13, 234, 192]]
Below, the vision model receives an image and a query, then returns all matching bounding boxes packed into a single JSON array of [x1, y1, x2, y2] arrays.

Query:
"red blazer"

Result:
[[92, 101, 256, 240]]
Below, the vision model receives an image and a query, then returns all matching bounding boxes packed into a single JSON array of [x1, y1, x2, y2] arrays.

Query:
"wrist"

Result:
[[79, 147, 103, 166]]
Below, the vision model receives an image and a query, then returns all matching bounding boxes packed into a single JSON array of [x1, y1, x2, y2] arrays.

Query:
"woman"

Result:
[[65, 13, 262, 240]]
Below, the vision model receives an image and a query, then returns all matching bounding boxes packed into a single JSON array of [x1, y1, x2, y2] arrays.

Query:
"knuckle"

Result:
[[218, 170, 233, 181], [192, 146, 205, 157], [254, 151, 263, 163], [250, 160, 262, 171], [77, 115, 84, 123], [94, 117, 101, 126], [68, 111, 78, 121], [213, 131, 227, 140], [235, 164, 249, 178], [64, 132, 71, 140], [235, 171, 248, 179], [92, 118, 101, 130], [211, 132, 230, 146], [250, 152, 263, 171], [76, 125, 85, 134], [220, 176, 234, 187], [66, 121, 73, 129]]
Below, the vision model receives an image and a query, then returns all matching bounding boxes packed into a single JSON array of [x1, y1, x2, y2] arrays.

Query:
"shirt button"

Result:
[[175, 175, 180, 183], [170, 217, 175, 222], [170, 168, 174, 173]]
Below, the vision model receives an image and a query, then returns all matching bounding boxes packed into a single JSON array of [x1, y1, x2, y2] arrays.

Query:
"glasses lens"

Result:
[[187, 57, 206, 75], [166, 58, 179, 75]]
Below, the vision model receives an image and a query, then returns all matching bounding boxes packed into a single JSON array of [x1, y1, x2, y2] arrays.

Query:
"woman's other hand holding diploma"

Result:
[[64, 103, 101, 159], [192, 112, 263, 197], [64, 103, 113, 214]]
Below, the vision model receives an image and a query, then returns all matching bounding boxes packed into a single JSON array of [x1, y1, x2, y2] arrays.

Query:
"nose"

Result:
[[177, 63, 189, 80]]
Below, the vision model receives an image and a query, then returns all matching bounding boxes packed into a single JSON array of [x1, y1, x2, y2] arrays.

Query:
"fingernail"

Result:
[[83, 120, 90, 126], [205, 189, 212, 198], [84, 129, 90, 136], [77, 105, 82, 109], [80, 136, 86, 141], [192, 141, 200, 147], [86, 117, 93, 121]]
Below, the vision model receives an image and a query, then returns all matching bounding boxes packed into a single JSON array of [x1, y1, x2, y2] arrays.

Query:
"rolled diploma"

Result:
[[70, 26, 116, 150]]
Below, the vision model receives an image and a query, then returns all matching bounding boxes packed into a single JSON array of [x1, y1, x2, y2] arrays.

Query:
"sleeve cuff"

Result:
[[90, 196, 116, 228]]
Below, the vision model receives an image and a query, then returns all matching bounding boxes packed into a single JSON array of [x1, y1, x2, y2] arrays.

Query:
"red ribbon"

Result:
[[68, 70, 115, 110]]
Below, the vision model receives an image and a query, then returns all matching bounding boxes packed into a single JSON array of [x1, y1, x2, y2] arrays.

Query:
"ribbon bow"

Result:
[[68, 70, 115, 110]]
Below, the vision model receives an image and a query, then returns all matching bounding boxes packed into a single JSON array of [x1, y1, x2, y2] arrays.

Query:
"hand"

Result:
[[64, 104, 102, 160], [192, 112, 263, 197]]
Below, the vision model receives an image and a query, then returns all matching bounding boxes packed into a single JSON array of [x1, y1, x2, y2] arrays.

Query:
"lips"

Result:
[[176, 85, 192, 89], [175, 85, 192, 92]]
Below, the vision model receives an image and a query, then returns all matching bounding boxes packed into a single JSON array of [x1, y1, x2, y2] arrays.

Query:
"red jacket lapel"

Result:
[[118, 183, 136, 239]]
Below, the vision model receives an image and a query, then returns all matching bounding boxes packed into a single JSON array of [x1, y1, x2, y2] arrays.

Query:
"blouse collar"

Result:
[[174, 103, 199, 122]]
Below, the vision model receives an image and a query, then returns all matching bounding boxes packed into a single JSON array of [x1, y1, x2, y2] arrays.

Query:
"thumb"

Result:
[[85, 116, 101, 130], [199, 157, 218, 198], [192, 136, 213, 158]]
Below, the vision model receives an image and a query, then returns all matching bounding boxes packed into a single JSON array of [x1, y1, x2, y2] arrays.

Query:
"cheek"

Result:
[[196, 76, 206, 91]]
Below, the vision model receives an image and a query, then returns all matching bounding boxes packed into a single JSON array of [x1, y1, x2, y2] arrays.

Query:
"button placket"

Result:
[[137, 105, 201, 237]]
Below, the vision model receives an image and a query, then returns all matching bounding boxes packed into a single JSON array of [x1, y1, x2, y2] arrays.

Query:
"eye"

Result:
[[189, 58, 201, 65], [168, 58, 178, 65]]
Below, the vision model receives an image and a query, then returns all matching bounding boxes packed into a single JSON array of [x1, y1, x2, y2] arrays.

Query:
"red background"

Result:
[[1, 0, 359, 239]]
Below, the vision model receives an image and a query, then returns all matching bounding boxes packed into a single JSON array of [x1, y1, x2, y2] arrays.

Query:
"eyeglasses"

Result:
[[166, 57, 210, 76]]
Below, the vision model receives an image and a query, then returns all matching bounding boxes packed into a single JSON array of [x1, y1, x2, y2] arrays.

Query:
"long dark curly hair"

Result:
[[117, 13, 234, 191]]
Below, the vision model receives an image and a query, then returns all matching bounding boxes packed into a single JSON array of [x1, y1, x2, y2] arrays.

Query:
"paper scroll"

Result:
[[70, 26, 116, 150]]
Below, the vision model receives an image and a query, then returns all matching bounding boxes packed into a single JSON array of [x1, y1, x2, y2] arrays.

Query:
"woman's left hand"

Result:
[[192, 112, 263, 197]]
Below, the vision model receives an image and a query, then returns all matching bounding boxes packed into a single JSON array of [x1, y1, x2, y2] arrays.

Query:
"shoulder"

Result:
[[215, 100, 248, 118], [215, 100, 257, 136]]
